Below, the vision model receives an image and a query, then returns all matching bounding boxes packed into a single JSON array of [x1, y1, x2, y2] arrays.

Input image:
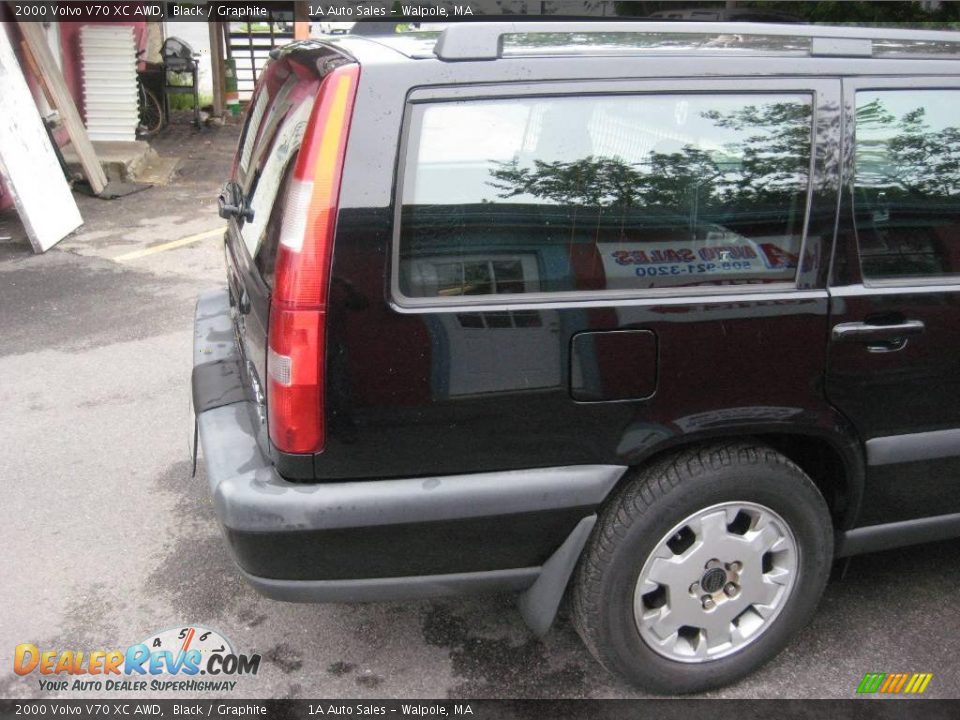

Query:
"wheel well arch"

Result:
[[616, 431, 864, 530], [754, 433, 857, 529]]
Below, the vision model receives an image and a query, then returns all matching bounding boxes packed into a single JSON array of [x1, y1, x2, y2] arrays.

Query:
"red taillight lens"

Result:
[[267, 307, 324, 453], [267, 63, 359, 455]]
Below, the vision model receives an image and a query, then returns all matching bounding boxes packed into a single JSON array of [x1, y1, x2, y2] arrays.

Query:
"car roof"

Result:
[[317, 21, 960, 64]]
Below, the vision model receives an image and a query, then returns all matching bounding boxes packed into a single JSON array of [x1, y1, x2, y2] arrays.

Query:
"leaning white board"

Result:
[[0, 26, 82, 253]]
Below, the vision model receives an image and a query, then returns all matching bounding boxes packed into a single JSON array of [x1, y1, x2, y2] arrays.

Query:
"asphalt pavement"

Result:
[[1, 118, 958, 701]]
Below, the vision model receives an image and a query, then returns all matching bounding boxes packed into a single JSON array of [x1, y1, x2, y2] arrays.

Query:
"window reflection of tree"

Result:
[[400, 99, 823, 298], [855, 94, 960, 279], [486, 101, 813, 230], [857, 99, 960, 198], [489, 103, 811, 208]]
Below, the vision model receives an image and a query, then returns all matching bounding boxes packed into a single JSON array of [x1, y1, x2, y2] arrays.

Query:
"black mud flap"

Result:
[[191, 357, 248, 479], [192, 358, 247, 415]]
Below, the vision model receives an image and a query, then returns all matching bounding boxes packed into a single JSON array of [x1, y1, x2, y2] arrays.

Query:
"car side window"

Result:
[[854, 89, 960, 282], [397, 92, 814, 299]]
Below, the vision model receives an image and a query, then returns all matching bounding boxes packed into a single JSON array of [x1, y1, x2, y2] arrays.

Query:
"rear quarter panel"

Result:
[[319, 52, 863, 484]]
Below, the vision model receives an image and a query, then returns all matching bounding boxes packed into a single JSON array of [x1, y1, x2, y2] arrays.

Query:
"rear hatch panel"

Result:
[[223, 43, 355, 476]]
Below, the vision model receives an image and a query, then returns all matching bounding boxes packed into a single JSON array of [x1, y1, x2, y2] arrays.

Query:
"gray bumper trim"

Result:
[[241, 566, 540, 603], [866, 429, 960, 466], [836, 512, 960, 558], [202, 418, 625, 532], [195, 288, 239, 367]]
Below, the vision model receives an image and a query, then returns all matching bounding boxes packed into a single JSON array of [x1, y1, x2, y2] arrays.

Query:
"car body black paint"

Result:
[[201, 30, 960, 593]]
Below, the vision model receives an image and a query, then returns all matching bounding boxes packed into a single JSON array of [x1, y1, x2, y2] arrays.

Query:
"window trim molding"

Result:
[[389, 287, 828, 315], [830, 281, 960, 297]]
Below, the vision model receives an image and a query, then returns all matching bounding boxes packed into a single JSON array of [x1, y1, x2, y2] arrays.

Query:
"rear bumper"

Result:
[[193, 288, 624, 605]]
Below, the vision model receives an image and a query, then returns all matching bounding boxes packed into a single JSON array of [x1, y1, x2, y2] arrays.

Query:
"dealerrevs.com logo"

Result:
[[14, 626, 261, 692]]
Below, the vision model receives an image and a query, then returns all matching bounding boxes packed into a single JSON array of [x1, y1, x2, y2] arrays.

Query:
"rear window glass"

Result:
[[854, 89, 960, 282], [237, 88, 269, 178], [239, 88, 313, 260], [397, 92, 813, 299]]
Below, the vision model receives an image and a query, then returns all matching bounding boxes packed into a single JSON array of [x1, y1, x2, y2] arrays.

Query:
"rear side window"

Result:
[[397, 92, 813, 299], [854, 89, 960, 282]]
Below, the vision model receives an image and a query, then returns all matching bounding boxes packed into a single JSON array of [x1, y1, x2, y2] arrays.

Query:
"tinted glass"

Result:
[[237, 87, 268, 179], [255, 158, 296, 288], [855, 89, 960, 282], [399, 93, 813, 298], [239, 90, 312, 261]]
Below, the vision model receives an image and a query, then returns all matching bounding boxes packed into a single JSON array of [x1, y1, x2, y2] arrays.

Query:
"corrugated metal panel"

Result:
[[81, 26, 138, 142]]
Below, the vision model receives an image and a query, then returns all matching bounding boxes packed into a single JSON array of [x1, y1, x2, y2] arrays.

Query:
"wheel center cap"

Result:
[[700, 567, 727, 594]]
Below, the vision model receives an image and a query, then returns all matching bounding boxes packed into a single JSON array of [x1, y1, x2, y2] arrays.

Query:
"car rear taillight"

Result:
[[267, 63, 359, 455]]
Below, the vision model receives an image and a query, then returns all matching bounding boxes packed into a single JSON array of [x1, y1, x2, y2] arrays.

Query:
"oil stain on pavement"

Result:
[[421, 601, 588, 699]]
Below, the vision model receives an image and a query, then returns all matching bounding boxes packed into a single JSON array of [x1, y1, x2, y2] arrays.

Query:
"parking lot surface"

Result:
[[1, 120, 958, 700]]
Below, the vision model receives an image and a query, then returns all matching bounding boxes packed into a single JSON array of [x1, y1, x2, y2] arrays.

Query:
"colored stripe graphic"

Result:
[[857, 673, 886, 693], [904, 673, 933, 694], [857, 672, 932, 694], [892, 673, 909, 693]]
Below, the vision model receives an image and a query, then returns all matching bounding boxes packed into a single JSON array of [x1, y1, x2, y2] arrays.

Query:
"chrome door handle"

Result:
[[832, 319, 925, 352]]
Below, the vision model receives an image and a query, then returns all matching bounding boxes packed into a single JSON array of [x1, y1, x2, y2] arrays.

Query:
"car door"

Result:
[[827, 78, 960, 527]]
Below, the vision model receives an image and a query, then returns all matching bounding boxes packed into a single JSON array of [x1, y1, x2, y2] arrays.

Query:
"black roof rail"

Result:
[[433, 21, 960, 61]]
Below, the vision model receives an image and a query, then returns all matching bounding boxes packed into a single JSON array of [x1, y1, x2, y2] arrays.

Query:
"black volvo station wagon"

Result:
[[194, 22, 960, 693]]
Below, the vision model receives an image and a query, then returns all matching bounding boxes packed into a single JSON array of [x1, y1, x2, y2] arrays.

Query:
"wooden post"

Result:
[[19, 39, 54, 110], [294, 1, 310, 40], [17, 22, 107, 195], [208, 20, 226, 117], [222, 21, 232, 60]]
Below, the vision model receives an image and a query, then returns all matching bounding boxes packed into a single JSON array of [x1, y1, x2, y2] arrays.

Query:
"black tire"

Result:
[[571, 441, 833, 694], [138, 85, 164, 137]]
